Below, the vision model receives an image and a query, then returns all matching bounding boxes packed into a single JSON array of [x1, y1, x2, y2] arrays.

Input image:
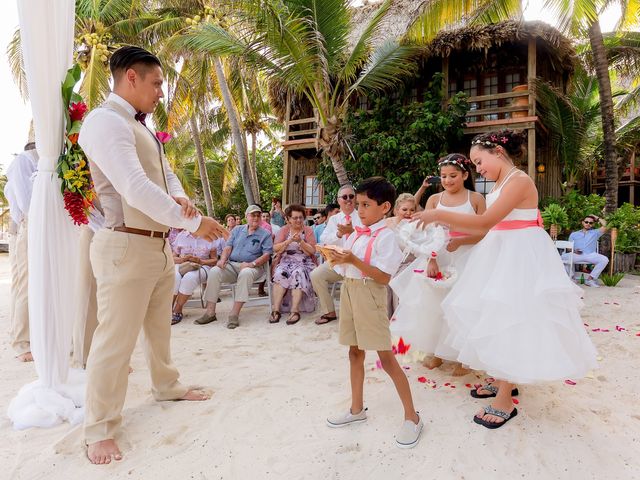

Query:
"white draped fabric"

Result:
[[8, 0, 85, 429]]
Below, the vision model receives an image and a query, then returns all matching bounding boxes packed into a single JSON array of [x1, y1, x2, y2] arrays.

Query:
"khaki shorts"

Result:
[[339, 278, 392, 351]]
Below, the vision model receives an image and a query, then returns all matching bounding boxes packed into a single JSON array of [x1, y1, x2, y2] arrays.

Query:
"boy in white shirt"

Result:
[[324, 177, 423, 449]]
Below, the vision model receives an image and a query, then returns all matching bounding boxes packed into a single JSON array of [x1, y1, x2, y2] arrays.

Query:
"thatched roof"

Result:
[[269, 1, 576, 120], [425, 20, 576, 73]]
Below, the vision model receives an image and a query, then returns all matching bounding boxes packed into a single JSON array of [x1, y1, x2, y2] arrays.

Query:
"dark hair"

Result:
[[323, 203, 339, 216], [438, 153, 475, 191], [584, 215, 597, 222], [24, 142, 36, 151], [225, 214, 235, 222], [284, 204, 306, 218], [355, 177, 396, 210], [109, 46, 161, 81], [470, 129, 526, 161]]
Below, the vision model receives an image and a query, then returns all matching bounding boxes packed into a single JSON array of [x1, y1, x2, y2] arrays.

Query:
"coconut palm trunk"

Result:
[[189, 115, 214, 216], [249, 131, 260, 199], [212, 57, 256, 205], [588, 21, 618, 213]]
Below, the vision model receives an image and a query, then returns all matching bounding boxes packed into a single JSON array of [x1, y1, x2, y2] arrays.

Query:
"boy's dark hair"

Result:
[[323, 203, 339, 216], [355, 177, 396, 209], [110, 46, 161, 81]]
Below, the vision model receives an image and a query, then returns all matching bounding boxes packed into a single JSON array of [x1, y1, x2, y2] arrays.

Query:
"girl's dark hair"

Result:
[[284, 204, 306, 218], [470, 129, 526, 161], [438, 153, 475, 192]]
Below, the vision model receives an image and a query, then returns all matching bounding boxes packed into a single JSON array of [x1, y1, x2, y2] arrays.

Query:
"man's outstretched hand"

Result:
[[194, 216, 229, 241]]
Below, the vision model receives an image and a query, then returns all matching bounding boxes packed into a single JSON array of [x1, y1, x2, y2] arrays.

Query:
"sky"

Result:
[[0, 1, 624, 172]]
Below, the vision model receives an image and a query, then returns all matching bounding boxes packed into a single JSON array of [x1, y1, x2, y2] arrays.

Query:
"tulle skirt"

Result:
[[390, 246, 472, 359], [441, 228, 598, 384]]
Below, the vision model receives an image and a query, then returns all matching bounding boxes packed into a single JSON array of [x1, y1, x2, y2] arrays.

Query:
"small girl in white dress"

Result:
[[391, 154, 485, 375], [414, 130, 598, 429]]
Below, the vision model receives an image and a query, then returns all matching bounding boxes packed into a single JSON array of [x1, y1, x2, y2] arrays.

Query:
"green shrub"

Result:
[[318, 73, 469, 200], [541, 203, 569, 229], [606, 203, 640, 254], [600, 272, 625, 287]]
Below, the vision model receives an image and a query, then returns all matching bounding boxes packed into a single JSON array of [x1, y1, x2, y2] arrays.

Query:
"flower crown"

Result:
[[438, 154, 471, 169], [471, 133, 510, 148]]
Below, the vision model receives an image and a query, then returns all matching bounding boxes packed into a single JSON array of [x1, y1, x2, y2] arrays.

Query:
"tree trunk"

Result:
[[249, 131, 260, 200], [213, 57, 255, 205], [588, 21, 618, 213], [189, 115, 214, 217], [319, 117, 350, 186]]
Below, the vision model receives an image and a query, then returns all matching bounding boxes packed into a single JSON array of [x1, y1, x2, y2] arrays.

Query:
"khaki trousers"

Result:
[[71, 227, 98, 368], [310, 261, 343, 315], [203, 262, 264, 304], [9, 220, 30, 355], [84, 230, 187, 444]]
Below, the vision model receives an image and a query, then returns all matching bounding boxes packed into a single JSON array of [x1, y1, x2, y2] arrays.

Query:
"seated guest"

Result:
[[270, 204, 318, 325], [168, 227, 183, 252], [225, 214, 237, 232], [172, 230, 219, 325], [315, 203, 339, 245], [567, 214, 609, 287], [196, 205, 273, 329], [270, 198, 286, 227], [313, 211, 327, 242], [262, 210, 281, 236]]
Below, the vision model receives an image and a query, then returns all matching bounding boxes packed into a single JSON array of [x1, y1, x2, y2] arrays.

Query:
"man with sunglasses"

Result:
[[311, 185, 362, 324], [568, 215, 609, 287]]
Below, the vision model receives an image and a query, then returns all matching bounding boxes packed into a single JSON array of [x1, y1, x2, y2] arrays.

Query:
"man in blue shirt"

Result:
[[197, 205, 273, 328], [567, 214, 609, 287]]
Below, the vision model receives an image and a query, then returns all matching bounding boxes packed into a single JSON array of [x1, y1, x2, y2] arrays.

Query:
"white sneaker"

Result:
[[326, 408, 368, 428], [395, 413, 424, 449], [586, 279, 600, 288]]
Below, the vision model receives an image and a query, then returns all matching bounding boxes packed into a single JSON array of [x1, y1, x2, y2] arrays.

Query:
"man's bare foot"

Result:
[[422, 356, 443, 369], [179, 389, 211, 401], [452, 363, 471, 377], [87, 439, 122, 465], [17, 352, 33, 362]]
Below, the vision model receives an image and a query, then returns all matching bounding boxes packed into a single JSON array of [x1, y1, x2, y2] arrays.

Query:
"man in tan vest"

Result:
[[78, 46, 227, 465]]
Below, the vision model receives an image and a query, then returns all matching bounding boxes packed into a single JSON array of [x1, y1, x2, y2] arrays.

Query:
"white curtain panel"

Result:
[[8, 0, 84, 429]]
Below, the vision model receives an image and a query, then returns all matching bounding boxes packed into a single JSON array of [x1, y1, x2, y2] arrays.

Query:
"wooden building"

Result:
[[278, 19, 576, 207]]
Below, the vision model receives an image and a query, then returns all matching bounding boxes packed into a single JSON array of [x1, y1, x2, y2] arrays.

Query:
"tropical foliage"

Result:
[[318, 74, 469, 199]]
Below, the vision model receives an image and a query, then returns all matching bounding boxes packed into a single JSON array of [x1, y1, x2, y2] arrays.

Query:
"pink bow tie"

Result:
[[354, 226, 371, 236]]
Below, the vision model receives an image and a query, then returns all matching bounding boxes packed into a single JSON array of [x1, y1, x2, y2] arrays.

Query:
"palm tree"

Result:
[[407, 0, 640, 213], [177, 0, 422, 186], [148, 1, 259, 205]]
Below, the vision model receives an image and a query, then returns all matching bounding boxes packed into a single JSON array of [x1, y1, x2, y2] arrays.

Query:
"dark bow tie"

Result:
[[134, 111, 147, 126]]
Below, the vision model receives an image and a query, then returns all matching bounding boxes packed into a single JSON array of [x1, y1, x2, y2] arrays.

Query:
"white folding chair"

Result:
[[555, 240, 574, 277]]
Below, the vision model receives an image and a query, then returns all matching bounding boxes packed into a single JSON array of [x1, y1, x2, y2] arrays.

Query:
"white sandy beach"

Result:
[[0, 253, 639, 480]]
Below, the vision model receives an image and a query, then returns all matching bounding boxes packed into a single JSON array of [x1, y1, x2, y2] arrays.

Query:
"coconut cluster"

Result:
[[74, 32, 114, 70], [185, 6, 217, 25]]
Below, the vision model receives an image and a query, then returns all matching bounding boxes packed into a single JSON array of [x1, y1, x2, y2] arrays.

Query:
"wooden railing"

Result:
[[464, 90, 533, 123], [282, 112, 319, 150]]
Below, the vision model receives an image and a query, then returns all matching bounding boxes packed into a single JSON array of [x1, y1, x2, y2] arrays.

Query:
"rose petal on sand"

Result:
[[592, 328, 601, 332], [417, 376, 427, 383], [375, 360, 382, 369], [444, 382, 451, 386], [403, 365, 411, 370], [512, 398, 520, 405], [601, 329, 610, 332], [465, 383, 472, 388], [615, 325, 626, 332], [584, 323, 589, 327], [565, 379, 577, 385]]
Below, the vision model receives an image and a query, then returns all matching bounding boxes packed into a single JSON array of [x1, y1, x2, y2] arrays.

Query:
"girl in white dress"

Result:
[[391, 154, 485, 375], [414, 130, 598, 429]]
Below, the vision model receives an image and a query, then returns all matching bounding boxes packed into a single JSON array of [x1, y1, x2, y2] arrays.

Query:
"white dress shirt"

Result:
[[5, 149, 38, 225], [333, 218, 403, 279], [79, 93, 201, 232], [319, 210, 363, 246]]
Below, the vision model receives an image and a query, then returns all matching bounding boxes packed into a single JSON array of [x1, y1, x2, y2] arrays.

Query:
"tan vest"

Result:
[[89, 100, 170, 232]]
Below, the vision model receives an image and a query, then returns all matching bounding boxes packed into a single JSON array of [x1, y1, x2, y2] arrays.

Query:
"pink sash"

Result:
[[492, 210, 544, 231], [449, 231, 468, 238]]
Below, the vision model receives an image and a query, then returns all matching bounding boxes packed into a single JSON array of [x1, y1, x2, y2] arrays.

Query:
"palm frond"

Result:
[[6, 28, 28, 100], [79, 45, 111, 110], [346, 40, 421, 101]]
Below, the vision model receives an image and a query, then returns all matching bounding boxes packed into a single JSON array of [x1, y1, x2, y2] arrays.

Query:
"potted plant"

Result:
[[541, 203, 569, 240], [606, 203, 640, 273]]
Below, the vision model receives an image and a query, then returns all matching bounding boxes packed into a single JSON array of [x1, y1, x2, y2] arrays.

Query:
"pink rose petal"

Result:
[[444, 382, 451, 386], [375, 360, 382, 369], [465, 383, 472, 388], [615, 325, 626, 332], [417, 376, 427, 383], [592, 328, 601, 332], [564, 379, 577, 385], [512, 398, 520, 405]]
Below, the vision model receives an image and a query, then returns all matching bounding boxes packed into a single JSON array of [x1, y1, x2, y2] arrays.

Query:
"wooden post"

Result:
[[610, 227, 618, 275], [527, 37, 537, 179], [630, 150, 636, 205], [282, 92, 291, 205]]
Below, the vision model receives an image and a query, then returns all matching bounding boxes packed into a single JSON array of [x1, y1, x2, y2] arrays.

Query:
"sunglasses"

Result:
[[313, 216, 321, 220], [583, 220, 594, 224], [340, 194, 355, 200]]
